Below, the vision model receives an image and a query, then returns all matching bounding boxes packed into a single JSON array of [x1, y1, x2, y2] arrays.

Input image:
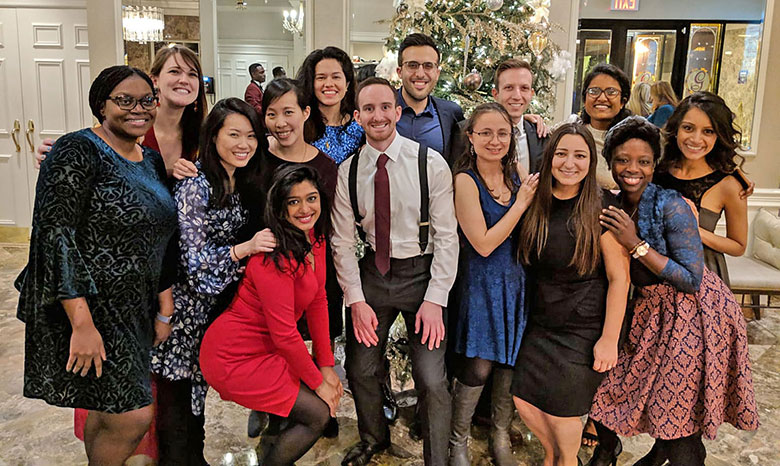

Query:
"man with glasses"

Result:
[[395, 33, 464, 167]]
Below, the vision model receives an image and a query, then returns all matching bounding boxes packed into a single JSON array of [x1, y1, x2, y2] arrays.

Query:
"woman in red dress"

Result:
[[200, 164, 342, 465]]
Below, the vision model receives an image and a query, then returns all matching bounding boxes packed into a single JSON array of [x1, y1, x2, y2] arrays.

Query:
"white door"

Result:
[[0, 7, 90, 228], [0, 8, 30, 228], [217, 45, 291, 100]]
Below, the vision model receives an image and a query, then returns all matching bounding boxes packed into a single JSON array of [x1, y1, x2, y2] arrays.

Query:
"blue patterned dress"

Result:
[[312, 119, 364, 165], [453, 170, 527, 365], [150, 167, 247, 415], [16, 128, 176, 413]]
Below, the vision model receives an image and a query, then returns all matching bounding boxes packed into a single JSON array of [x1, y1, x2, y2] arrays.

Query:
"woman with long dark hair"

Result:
[[200, 165, 341, 465], [654, 91, 748, 287], [296, 46, 364, 165], [580, 63, 632, 189], [448, 103, 538, 466], [149, 97, 274, 463], [511, 123, 630, 466], [587, 116, 758, 466], [16, 65, 177, 465]]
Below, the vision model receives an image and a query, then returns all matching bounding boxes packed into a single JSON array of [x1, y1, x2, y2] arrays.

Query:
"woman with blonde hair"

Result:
[[647, 81, 679, 128], [626, 82, 652, 117]]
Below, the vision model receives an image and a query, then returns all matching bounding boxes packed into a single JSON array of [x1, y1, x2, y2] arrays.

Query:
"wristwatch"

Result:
[[631, 241, 650, 259], [156, 313, 172, 324]]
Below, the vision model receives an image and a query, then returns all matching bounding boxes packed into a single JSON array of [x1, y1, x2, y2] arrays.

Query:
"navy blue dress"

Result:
[[454, 170, 527, 365]]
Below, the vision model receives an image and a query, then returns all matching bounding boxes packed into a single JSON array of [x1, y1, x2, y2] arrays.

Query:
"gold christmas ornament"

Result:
[[528, 31, 548, 57], [462, 68, 483, 90]]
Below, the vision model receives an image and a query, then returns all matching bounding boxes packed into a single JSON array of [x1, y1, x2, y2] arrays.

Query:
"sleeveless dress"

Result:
[[654, 170, 747, 287], [510, 190, 617, 417], [453, 170, 526, 365], [590, 183, 759, 440]]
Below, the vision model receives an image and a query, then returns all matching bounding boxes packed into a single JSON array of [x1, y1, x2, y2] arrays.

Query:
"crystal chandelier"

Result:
[[122, 4, 164, 43], [282, 3, 304, 37]]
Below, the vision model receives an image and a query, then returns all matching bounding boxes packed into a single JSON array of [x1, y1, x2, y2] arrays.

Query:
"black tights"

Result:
[[593, 421, 706, 466], [458, 356, 495, 387], [262, 385, 330, 466]]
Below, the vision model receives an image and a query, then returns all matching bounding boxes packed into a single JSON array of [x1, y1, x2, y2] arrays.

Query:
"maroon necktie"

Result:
[[374, 153, 391, 276]]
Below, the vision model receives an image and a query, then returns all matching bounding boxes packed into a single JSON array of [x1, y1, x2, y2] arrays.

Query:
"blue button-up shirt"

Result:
[[396, 88, 444, 156]]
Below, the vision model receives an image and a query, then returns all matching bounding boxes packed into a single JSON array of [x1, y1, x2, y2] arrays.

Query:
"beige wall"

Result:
[[312, 0, 349, 51], [746, 0, 780, 189], [85, 0, 122, 80]]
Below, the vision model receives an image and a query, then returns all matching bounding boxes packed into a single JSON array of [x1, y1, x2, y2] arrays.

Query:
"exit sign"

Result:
[[612, 0, 639, 10]]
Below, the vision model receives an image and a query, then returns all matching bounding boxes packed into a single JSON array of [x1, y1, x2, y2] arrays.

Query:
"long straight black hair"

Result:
[[264, 165, 331, 273], [198, 97, 265, 209]]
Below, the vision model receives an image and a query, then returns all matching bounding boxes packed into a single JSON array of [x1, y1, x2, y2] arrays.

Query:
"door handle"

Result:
[[26, 120, 35, 151], [11, 119, 21, 152]]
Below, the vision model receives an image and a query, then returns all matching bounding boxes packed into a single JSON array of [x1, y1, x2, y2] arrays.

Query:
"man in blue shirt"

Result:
[[395, 33, 464, 166]]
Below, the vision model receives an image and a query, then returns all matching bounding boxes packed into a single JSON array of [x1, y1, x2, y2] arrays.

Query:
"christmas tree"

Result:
[[384, 0, 569, 117]]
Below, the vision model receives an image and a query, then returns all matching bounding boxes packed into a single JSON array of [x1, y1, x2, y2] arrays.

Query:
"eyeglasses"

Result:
[[402, 61, 439, 72], [471, 130, 513, 142], [107, 94, 158, 111], [586, 87, 621, 99]]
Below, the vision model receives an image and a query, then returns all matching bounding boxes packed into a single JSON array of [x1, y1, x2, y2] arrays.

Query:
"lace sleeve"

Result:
[[175, 176, 240, 295], [658, 196, 704, 293]]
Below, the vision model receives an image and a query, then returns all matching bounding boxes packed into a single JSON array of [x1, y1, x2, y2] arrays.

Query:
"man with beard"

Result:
[[331, 77, 458, 466], [395, 33, 464, 167]]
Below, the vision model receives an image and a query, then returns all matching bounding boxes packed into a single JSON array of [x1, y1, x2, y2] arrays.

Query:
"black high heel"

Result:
[[585, 437, 622, 466]]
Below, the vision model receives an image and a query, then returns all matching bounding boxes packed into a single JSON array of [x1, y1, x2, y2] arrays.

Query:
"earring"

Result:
[[470, 145, 476, 157]]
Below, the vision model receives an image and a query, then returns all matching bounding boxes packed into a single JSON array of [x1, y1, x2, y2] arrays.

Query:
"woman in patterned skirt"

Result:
[[16, 65, 177, 465], [588, 116, 759, 466]]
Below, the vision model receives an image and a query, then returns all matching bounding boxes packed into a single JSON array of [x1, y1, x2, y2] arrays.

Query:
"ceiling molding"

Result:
[[0, 0, 86, 7]]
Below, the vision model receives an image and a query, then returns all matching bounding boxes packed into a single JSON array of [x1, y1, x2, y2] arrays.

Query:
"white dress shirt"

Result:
[[331, 132, 459, 307], [514, 120, 530, 174]]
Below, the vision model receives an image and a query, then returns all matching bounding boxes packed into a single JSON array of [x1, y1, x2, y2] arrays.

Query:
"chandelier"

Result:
[[122, 4, 164, 43], [236, 0, 247, 9], [282, 3, 304, 37]]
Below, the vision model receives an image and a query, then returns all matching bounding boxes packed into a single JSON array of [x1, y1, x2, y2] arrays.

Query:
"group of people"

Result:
[[19, 31, 759, 466]]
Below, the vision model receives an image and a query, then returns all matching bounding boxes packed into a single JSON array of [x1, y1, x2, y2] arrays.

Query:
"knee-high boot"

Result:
[[489, 368, 518, 466], [449, 379, 484, 466]]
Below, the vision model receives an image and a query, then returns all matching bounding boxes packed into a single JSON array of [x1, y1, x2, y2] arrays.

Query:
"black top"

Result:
[[526, 189, 617, 328], [263, 149, 338, 201], [654, 169, 747, 211]]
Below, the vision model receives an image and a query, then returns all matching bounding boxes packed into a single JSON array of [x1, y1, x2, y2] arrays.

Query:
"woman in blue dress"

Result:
[[149, 98, 274, 463], [448, 103, 539, 466], [16, 65, 177, 465]]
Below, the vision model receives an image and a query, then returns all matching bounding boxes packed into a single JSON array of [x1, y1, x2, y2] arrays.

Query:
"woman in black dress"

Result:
[[512, 123, 630, 466], [16, 66, 177, 465]]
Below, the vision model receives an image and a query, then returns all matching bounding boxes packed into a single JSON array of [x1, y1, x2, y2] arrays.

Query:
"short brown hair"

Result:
[[355, 76, 396, 108], [494, 59, 533, 88]]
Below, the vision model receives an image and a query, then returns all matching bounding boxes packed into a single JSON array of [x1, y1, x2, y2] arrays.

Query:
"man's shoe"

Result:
[[381, 381, 398, 423], [341, 440, 390, 466]]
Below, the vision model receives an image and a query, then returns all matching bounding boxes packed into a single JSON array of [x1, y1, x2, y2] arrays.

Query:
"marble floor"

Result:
[[0, 242, 778, 466]]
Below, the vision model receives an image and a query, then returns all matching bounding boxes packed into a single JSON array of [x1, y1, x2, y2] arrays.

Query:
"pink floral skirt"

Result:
[[590, 268, 759, 440]]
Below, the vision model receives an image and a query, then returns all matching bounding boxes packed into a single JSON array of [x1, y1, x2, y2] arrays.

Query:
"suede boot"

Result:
[[449, 379, 484, 466]]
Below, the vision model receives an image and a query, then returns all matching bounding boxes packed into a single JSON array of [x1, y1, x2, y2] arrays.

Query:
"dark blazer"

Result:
[[450, 118, 547, 172], [429, 96, 465, 167]]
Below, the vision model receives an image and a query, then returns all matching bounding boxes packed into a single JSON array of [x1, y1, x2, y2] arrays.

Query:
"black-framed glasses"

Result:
[[402, 61, 439, 72], [107, 94, 158, 110], [586, 87, 621, 99]]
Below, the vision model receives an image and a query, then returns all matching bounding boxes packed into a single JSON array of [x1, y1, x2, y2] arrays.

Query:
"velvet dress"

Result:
[[199, 237, 335, 416], [16, 128, 176, 413], [454, 170, 527, 365]]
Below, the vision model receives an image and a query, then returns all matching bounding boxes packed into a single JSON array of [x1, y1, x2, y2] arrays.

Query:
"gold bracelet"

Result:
[[629, 240, 645, 255]]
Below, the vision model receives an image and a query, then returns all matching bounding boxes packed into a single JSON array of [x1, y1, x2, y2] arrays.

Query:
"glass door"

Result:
[[683, 23, 723, 96], [624, 29, 677, 86], [573, 29, 612, 113]]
